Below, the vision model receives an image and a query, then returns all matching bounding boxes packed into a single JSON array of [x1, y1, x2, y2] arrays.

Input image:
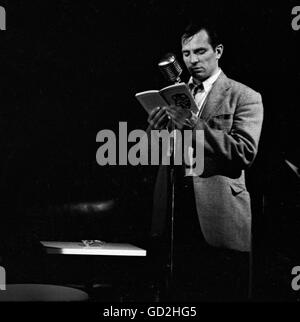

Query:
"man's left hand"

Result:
[[165, 105, 196, 129]]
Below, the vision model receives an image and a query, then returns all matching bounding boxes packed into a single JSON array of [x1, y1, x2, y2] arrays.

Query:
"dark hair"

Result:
[[181, 21, 221, 50]]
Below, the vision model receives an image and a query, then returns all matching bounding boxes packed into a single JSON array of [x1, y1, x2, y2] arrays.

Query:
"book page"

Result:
[[160, 83, 198, 113], [135, 90, 168, 114]]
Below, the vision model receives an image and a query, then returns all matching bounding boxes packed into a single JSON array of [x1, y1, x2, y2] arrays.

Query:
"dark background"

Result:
[[0, 0, 299, 301]]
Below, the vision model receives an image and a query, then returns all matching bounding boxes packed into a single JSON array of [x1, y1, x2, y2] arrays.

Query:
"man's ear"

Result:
[[215, 44, 223, 60]]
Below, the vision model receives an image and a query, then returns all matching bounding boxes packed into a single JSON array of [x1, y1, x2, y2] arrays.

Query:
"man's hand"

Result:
[[147, 106, 169, 130], [165, 105, 197, 129]]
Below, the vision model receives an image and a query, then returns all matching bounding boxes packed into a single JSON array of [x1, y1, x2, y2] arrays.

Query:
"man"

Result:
[[147, 22, 263, 301]]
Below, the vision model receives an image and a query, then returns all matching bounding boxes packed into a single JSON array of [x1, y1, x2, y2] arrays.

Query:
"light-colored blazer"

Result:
[[150, 72, 264, 252]]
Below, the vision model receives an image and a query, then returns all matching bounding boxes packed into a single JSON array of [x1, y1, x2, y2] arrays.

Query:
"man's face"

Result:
[[181, 29, 222, 82]]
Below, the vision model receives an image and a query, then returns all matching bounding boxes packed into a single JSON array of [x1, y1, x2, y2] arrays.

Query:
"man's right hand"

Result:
[[147, 106, 169, 130]]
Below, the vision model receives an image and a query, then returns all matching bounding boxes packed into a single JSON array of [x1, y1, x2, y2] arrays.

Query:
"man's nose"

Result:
[[190, 53, 199, 64]]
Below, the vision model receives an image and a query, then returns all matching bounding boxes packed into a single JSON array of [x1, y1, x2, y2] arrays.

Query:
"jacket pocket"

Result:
[[229, 181, 246, 196], [208, 114, 233, 131]]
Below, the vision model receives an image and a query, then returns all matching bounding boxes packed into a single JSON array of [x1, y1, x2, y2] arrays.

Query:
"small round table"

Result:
[[0, 284, 89, 302]]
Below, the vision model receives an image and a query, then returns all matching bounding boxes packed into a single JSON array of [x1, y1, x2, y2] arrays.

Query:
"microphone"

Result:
[[158, 53, 183, 84]]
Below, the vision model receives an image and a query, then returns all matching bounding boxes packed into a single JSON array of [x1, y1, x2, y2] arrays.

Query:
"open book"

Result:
[[135, 82, 198, 114]]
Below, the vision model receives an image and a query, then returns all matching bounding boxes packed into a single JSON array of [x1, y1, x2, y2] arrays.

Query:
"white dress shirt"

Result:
[[188, 68, 222, 117], [185, 68, 222, 176]]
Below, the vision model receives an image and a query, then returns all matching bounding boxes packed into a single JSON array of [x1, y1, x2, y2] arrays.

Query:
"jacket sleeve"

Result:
[[193, 88, 264, 173]]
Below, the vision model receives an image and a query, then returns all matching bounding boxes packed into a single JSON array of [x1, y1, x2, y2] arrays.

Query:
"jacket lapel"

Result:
[[199, 72, 231, 121]]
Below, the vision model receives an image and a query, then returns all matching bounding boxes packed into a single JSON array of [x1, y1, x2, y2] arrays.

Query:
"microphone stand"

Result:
[[165, 120, 176, 299], [164, 77, 181, 300], [157, 54, 182, 300]]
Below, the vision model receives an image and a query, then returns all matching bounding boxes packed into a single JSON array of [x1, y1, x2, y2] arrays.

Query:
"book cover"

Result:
[[135, 82, 198, 114]]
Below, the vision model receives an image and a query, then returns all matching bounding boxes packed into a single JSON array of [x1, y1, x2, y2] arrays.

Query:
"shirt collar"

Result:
[[188, 68, 222, 92]]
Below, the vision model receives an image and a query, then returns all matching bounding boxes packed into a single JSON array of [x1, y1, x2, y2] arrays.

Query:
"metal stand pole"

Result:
[[165, 122, 176, 299]]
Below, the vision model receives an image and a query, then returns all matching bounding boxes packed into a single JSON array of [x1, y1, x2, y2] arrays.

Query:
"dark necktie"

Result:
[[191, 83, 204, 98]]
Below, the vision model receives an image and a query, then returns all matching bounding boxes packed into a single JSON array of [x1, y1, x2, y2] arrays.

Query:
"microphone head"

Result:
[[158, 53, 183, 83]]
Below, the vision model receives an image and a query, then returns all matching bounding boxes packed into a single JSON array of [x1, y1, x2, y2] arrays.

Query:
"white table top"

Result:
[[40, 241, 147, 256]]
